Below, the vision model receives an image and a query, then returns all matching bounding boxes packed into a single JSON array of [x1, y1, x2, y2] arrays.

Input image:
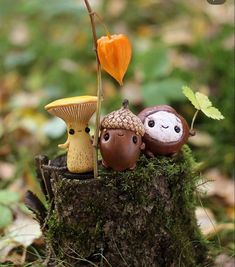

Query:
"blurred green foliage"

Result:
[[0, 190, 20, 228], [0, 0, 233, 174], [0, 0, 234, 264]]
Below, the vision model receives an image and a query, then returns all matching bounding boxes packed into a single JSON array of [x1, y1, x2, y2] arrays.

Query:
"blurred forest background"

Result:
[[0, 0, 234, 266]]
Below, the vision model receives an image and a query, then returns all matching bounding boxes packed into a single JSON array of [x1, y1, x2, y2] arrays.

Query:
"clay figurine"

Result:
[[100, 100, 145, 171], [138, 105, 190, 156], [45, 96, 97, 173]]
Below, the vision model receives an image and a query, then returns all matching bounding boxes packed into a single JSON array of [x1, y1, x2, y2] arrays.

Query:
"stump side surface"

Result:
[[39, 146, 210, 267]]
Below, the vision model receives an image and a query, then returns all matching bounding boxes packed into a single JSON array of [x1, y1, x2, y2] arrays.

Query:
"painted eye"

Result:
[[69, 129, 75, 135], [148, 120, 155, 128], [85, 127, 90, 133], [174, 126, 181, 133], [132, 136, 138, 144], [103, 133, 110, 141]]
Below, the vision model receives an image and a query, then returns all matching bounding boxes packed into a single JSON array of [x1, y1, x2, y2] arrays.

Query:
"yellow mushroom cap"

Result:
[[45, 96, 97, 124]]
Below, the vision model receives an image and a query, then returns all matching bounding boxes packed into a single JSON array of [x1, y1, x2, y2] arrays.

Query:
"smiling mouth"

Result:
[[161, 125, 169, 129]]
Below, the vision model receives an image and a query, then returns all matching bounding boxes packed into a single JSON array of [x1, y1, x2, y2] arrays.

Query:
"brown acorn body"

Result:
[[100, 100, 145, 172], [100, 129, 143, 171], [138, 105, 190, 156]]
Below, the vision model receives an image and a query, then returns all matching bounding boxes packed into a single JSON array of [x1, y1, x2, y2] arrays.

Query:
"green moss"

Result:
[[45, 212, 104, 265], [99, 145, 199, 207], [45, 145, 210, 266]]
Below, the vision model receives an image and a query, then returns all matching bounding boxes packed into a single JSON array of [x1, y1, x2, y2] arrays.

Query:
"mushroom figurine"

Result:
[[100, 100, 145, 171], [45, 96, 97, 173], [138, 105, 191, 156]]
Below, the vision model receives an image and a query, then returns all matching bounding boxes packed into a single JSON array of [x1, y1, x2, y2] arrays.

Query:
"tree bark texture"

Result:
[[26, 146, 211, 267]]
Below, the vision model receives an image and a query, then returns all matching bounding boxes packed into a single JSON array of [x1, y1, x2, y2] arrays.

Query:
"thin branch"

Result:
[[83, 0, 103, 178], [190, 109, 199, 132], [93, 12, 111, 38]]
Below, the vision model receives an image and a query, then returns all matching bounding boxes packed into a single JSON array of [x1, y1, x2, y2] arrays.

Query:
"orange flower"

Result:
[[97, 34, 132, 85]]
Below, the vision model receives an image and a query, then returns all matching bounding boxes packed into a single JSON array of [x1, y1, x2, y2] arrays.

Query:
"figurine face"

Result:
[[100, 129, 144, 171], [144, 111, 183, 143], [138, 105, 190, 156]]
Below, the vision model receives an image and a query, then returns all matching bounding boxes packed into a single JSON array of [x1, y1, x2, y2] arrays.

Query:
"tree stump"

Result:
[[25, 146, 211, 267]]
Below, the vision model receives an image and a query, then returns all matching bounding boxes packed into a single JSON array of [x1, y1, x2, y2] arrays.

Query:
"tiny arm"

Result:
[[58, 139, 70, 149]]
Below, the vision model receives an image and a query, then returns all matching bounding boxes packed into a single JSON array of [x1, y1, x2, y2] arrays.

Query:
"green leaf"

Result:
[[182, 86, 200, 110], [19, 203, 32, 215], [4, 51, 35, 69], [19, 0, 84, 18], [135, 46, 170, 81], [43, 117, 66, 138], [201, 106, 225, 120], [182, 87, 224, 120], [195, 92, 212, 110], [142, 79, 185, 106], [0, 204, 13, 229], [0, 190, 20, 205], [195, 92, 224, 120]]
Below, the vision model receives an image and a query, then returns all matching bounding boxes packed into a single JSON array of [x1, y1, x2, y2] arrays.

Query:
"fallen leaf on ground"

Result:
[[0, 212, 42, 264], [0, 162, 16, 180], [199, 169, 235, 206], [195, 207, 234, 238], [9, 22, 29, 46], [196, 207, 217, 236], [188, 130, 214, 147], [215, 254, 235, 267], [161, 18, 194, 45], [169, 50, 200, 70]]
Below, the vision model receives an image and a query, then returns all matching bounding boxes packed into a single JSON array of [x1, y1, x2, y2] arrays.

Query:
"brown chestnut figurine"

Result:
[[100, 100, 145, 171], [138, 105, 190, 156]]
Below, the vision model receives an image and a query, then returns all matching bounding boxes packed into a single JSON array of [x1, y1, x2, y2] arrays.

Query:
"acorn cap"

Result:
[[101, 99, 145, 136], [45, 96, 97, 124]]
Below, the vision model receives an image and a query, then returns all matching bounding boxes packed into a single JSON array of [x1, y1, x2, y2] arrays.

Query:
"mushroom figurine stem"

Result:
[[45, 96, 97, 174], [61, 122, 94, 173], [58, 122, 93, 173]]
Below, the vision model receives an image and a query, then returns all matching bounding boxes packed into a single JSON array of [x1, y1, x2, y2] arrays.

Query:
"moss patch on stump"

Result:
[[41, 145, 210, 267]]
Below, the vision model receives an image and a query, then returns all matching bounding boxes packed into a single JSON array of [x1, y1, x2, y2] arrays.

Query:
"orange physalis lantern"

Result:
[[97, 34, 132, 85]]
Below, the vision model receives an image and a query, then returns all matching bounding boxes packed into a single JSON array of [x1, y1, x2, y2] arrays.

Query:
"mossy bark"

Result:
[[29, 146, 211, 267]]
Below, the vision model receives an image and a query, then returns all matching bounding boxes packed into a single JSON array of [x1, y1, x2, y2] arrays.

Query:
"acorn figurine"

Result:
[[100, 100, 145, 171], [138, 105, 191, 157]]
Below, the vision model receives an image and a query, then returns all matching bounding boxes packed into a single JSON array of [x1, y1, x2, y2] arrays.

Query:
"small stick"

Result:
[[190, 109, 199, 135], [83, 0, 103, 178]]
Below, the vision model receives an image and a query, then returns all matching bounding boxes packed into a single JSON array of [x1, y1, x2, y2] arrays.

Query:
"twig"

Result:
[[190, 109, 199, 132], [83, 0, 103, 178], [93, 12, 111, 38]]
